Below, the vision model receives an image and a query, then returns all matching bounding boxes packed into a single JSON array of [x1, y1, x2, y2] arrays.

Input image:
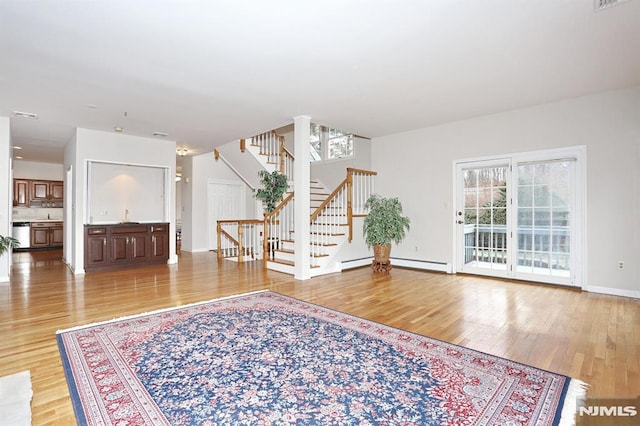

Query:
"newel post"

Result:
[[216, 222, 222, 260], [237, 224, 244, 263], [263, 213, 269, 269], [347, 170, 354, 242]]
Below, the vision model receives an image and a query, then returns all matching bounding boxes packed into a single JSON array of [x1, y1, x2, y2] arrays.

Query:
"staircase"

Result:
[[266, 179, 350, 276], [216, 129, 376, 277]]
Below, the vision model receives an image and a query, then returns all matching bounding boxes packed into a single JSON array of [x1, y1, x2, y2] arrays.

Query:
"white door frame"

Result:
[[453, 146, 586, 288]]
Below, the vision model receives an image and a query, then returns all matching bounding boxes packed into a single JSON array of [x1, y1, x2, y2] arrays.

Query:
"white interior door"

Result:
[[207, 180, 245, 251]]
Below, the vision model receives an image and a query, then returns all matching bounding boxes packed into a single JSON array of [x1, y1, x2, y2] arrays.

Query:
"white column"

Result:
[[293, 115, 311, 280], [0, 116, 12, 282]]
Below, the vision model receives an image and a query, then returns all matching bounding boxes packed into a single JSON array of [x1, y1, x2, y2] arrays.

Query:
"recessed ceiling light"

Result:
[[13, 146, 22, 150], [13, 111, 38, 120], [176, 148, 188, 157], [15, 156, 23, 160], [114, 126, 123, 133], [153, 131, 169, 137]]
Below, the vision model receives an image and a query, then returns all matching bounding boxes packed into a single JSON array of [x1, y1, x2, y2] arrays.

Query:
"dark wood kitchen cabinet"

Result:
[[13, 178, 64, 207], [85, 227, 108, 268], [84, 223, 169, 272], [30, 222, 63, 248], [13, 179, 29, 207], [30, 180, 63, 202]]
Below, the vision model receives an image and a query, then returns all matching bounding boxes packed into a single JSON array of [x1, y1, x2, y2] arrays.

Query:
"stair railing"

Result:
[[217, 219, 263, 262], [310, 168, 377, 245], [263, 191, 295, 268], [243, 130, 295, 181], [218, 168, 376, 270]]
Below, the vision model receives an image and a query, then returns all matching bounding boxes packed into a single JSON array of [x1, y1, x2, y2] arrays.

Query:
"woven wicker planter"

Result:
[[373, 244, 391, 263]]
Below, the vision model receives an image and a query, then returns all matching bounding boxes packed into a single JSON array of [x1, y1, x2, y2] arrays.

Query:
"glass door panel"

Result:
[[459, 163, 509, 274], [515, 160, 575, 280], [456, 149, 582, 287]]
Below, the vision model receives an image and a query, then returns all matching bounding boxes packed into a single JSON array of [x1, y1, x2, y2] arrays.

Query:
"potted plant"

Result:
[[0, 235, 20, 256], [254, 170, 289, 213], [363, 194, 410, 272]]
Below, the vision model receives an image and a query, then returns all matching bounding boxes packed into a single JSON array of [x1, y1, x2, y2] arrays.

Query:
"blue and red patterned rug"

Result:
[[57, 291, 586, 425]]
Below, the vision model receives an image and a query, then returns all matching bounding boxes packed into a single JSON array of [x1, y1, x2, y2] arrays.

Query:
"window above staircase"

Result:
[[310, 123, 354, 162]]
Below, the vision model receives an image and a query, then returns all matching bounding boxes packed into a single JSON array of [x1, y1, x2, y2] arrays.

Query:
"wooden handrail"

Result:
[[282, 145, 294, 160], [264, 191, 295, 219], [263, 191, 295, 268], [217, 219, 263, 225], [309, 168, 377, 243], [346, 167, 377, 176], [310, 178, 348, 223], [217, 220, 263, 262]]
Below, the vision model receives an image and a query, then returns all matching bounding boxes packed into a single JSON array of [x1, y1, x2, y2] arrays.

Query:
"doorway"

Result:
[[455, 147, 584, 287]]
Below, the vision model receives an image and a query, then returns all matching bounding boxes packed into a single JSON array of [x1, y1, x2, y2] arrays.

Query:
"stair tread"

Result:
[[268, 259, 320, 268], [280, 239, 338, 247], [291, 231, 346, 236], [275, 249, 330, 258]]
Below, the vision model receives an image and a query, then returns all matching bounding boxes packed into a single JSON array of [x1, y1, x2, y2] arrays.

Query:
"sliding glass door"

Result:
[[458, 160, 511, 276], [456, 148, 583, 287]]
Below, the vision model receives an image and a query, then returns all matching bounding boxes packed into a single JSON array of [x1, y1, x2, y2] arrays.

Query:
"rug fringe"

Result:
[[558, 378, 589, 426], [56, 290, 270, 334]]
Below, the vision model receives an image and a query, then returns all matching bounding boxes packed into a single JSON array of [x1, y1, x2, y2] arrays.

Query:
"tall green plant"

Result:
[[0, 235, 19, 256], [254, 170, 289, 212], [363, 194, 410, 247]]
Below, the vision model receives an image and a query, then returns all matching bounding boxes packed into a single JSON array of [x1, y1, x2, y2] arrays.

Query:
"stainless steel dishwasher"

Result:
[[12, 221, 31, 249]]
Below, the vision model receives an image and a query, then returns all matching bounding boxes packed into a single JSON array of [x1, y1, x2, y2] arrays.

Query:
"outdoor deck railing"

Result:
[[464, 224, 570, 270]]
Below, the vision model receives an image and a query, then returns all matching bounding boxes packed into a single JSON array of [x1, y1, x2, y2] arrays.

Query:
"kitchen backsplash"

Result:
[[13, 207, 64, 221]]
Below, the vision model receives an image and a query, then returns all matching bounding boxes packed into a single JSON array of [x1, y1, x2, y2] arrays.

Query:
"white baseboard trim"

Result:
[[340, 257, 373, 270], [182, 248, 211, 253], [340, 257, 451, 273], [391, 258, 451, 273], [584, 285, 640, 299]]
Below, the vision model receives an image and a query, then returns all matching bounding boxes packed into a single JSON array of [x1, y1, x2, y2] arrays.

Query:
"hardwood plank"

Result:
[[1, 249, 638, 424]]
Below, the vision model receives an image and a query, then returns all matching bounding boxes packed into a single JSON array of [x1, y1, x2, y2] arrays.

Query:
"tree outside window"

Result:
[[310, 123, 354, 162]]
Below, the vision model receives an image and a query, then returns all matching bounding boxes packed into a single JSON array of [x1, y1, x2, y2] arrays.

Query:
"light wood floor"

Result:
[[1, 249, 638, 424]]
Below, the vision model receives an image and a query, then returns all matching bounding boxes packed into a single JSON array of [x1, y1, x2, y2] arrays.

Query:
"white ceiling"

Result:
[[1, 0, 639, 164]]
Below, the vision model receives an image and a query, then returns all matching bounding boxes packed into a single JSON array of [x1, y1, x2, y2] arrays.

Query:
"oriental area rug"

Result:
[[57, 290, 587, 425]]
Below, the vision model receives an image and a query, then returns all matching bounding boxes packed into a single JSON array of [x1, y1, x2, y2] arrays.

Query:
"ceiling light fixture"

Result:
[[13, 111, 39, 120], [176, 173, 182, 182], [177, 148, 188, 157], [13, 146, 22, 150], [114, 126, 123, 133], [153, 131, 169, 137], [15, 156, 23, 160]]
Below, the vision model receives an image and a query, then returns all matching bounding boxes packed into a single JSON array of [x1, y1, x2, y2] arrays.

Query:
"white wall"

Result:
[[13, 160, 64, 180], [66, 128, 177, 273], [0, 117, 11, 282], [181, 151, 255, 252], [311, 136, 373, 190], [87, 162, 166, 224], [372, 86, 640, 297]]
